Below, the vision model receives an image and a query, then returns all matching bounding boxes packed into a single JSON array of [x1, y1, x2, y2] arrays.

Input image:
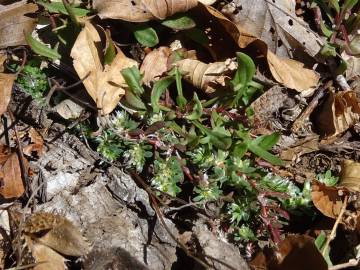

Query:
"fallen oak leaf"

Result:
[[23, 212, 89, 257], [311, 182, 346, 219], [175, 58, 237, 93], [0, 73, 16, 117], [250, 235, 327, 270], [203, 5, 320, 92], [71, 22, 138, 114], [0, 145, 26, 199], [339, 160, 360, 193], [93, 0, 198, 22], [221, 0, 324, 61], [315, 90, 360, 137], [0, 2, 38, 49], [23, 128, 44, 157]]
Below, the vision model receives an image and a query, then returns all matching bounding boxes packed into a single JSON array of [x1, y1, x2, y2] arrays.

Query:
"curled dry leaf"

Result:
[[26, 240, 67, 270], [280, 136, 319, 162], [23, 128, 44, 157], [203, 5, 320, 92], [340, 160, 360, 193], [311, 182, 345, 219], [0, 145, 26, 199], [23, 212, 90, 257], [176, 58, 237, 93], [250, 235, 327, 270], [0, 2, 38, 48], [315, 90, 360, 137], [71, 22, 138, 114], [93, 0, 198, 22], [140, 46, 172, 85], [221, 0, 323, 60]]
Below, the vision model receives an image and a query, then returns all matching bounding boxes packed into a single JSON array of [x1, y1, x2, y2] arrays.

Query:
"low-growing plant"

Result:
[[85, 52, 313, 243], [16, 62, 49, 104]]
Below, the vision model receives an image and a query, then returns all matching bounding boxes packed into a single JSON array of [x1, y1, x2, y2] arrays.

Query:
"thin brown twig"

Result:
[[322, 195, 348, 257], [7, 110, 31, 197]]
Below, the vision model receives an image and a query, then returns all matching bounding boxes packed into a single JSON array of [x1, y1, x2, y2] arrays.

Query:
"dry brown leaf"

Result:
[[311, 182, 344, 219], [24, 212, 89, 257], [176, 58, 237, 93], [140, 47, 172, 85], [0, 2, 38, 48], [23, 128, 44, 157], [54, 99, 84, 119], [221, 0, 323, 60], [315, 90, 360, 137], [26, 240, 67, 270], [0, 146, 26, 199], [0, 73, 15, 117], [342, 52, 360, 80], [272, 235, 327, 270], [71, 22, 138, 114], [280, 136, 319, 162], [340, 160, 360, 192], [93, 0, 198, 22], [203, 5, 320, 92], [250, 235, 327, 270]]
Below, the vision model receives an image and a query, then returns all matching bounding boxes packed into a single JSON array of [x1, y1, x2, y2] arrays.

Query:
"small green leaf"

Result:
[[184, 28, 209, 45], [342, 0, 359, 12], [121, 66, 144, 96], [151, 77, 175, 113], [133, 24, 159, 47], [25, 33, 61, 60], [104, 31, 117, 65], [233, 143, 248, 159], [37, 1, 90, 16], [185, 93, 203, 120], [255, 133, 280, 151], [161, 13, 196, 30], [328, 0, 340, 13], [247, 141, 283, 166], [175, 67, 186, 109], [125, 90, 146, 110], [319, 21, 333, 38], [231, 52, 256, 90], [320, 43, 337, 57], [315, 231, 327, 250]]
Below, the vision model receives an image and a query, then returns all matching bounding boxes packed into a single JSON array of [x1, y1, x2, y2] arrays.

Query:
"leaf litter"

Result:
[[0, 0, 360, 269]]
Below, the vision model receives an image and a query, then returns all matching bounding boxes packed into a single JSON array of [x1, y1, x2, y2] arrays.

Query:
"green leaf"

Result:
[[233, 143, 248, 159], [319, 21, 333, 38], [37, 1, 90, 16], [185, 93, 203, 120], [25, 33, 61, 60], [175, 67, 186, 109], [315, 231, 327, 250], [328, 0, 340, 13], [151, 77, 175, 113], [121, 66, 144, 96], [104, 31, 117, 65], [320, 43, 337, 57], [161, 13, 196, 30], [125, 89, 146, 110], [231, 52, 256, 91], [254, 132, 280, 151], [247, 141, 283, 166], [343, 0, 359, 12], [132, 24, 159, 47], [184, 28, 209, 45]]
